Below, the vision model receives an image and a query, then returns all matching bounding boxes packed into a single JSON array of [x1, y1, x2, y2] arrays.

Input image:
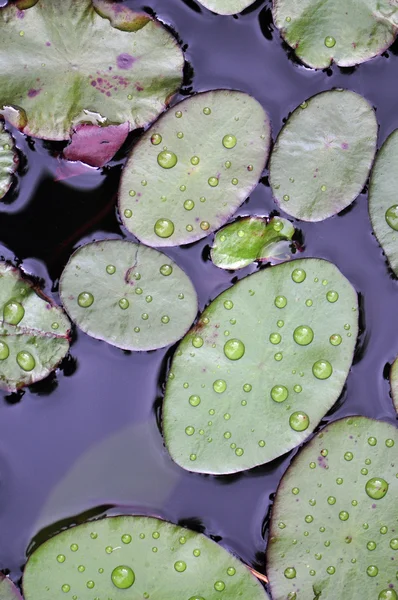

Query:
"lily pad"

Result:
[[163, 258, 358, 475], [196, 0, 256, 15], [267, 416, 398, 600], [211, 216, 295, 270], [269, 90, 377, 222], [118, 90, 271, 247], [0, 120, 18, 200], [0, 262, 70, 392], [22, 515, 270, 600], [0, 0, 183, 155], [369, 129, 398, 277], [59, 240, 198, 351], [0, 575, 23, 600], [390, 355, 398, 413], [272, 0, 398, 69]]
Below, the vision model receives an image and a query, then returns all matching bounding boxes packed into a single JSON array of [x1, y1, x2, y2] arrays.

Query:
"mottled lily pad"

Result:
[[0, 0, 183, 158], [196, 0, 256, 15], [369, 129, 398, 277], [23, 516, 270, 600], [269, 90, 377, 222], [0, 121, 18, 200], [390, 355, 398, 413], [273, 0, 398, 69], [267, 416, 398, 600], [211, 216, 295, 270], [119, 90, 271, 247], [163, 258, 358, 475], [0, 262, 70, 392], [0, 574, 23, 600], [59, 240, 198, 351]]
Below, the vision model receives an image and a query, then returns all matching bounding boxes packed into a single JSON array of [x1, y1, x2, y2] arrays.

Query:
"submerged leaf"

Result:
[[163, 258, 358, 475], [63, 123, 129, 167], [196, 0, 256, 15], [269, 90, 377, 222], [119, 90, 271, 247], [0, 575, 23, 600], [23, 516, 270, 600], [211, 216, 295, 270], [390, 355, 398, 413], [267, 416, 398, 600], [369, 129, 398, 277], [0, 263, 70, 392], [59, 240, 198, 351], [0, 121, 18, 200], [0, 0, 183, 158], [273, 0, 398, 69]]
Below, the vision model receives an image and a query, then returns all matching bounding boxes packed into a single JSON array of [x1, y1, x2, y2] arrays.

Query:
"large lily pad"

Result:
[[0, 0, 183, 153], [390, 355, 398, 413], [0, 262, 70, 392], [267, 416, 398, 600], [22, 516, 270, 600], [211, 216, 295, 270], [272, 0, 398, 69], [369, 129, 398, 277], [59, 240, 198, 351], [0, 121, 18, 200], [163, 258, 358, 475], [119, 90, 271, 247], [269, 90, 377, 222], [196, 0, 256, 15], [0, 575, 23, 600]]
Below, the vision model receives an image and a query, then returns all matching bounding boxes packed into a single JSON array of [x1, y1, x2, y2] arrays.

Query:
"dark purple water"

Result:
[[1, 0, 398, 591]]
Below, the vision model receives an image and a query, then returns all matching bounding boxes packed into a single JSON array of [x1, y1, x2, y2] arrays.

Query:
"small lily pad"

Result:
[[0, 0, 183, 154], [211, 216, 295, 270], [369, 129, 398, 277], [59, 240, 198, 351], [163, 258, 358, 474], [269, 90, 377, 222], [0, 120, 18, 200], [119, 90, 271, 247], [22, 515, 270, 600], [0, 262, 70, 392], [267, 416, 398, 600], [273, 0, 398, 69], [390, 355, 398, 413], [196, 0, 256, 15], [0, 575, 23, 600]]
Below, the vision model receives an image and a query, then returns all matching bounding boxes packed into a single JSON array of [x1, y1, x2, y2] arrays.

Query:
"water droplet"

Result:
[[208, 176, 219, 187], [289, 411, 309, 432], [305, 515, 313, 523], [365, 477, 388, 499], [271, 385, 288, 403], [78, 565, 85, 572], [161, 315, 170, 324], [57, 554, 66, 563], [292, 268, 306, 283], [379, 590, 398, 600], [292, 487, 300, 495], [141, 179, 147, 187], [270, 332, 282, 344], [190, 156, 200, 166], [16, 351, 35, 372], [324, 36, 336, 48], [312, 360, 333, 380], [326, 566, 335, 575], [339, 511, 349, 521], [321, 185, 327, 192], [224, 338, 245, 360], [174, 561, 187, 573], [366, 565, 378, 577], [326, 290, 339, 303], [283, 194, 290, 201], [154, 218, 174, 238], [284, 567, 296, 579], [327, 496, 336, 505], [151, 133, 162, 145], [293, 384, 302, 393], [293, 325, 314, 346], [306, 299, 313, 307], [275, 295, 287, 308], [235, 447, 244, 456], [3, 300, 25, 325], [277, 320, 284, 328], [61, 584, 70, 593], [344, 452, 353, 461], [111, 566, 135, 589], [157, 150, 177, 169], [224, 413, 231, 420], [367, 541, 377, 550], [223, 134, 237, 149], [278, 521, 286, 529], [213, 379, 227, 393], [274, 352, 283, 361], [0, 341, 9, 361], [124, 208, 133, 218], [258, 440, 266, 447], [381, 526, 388, 534], [185, 426, 195, 436], [70, 544, 78, 552], [77, 292, 94, 308], [231, 178, 239, 185], [200, 221, 210, 231], [329, 333, 342, 346], [117, 298, 129, 310], [189, 395, 201, 406], [86, 581, 95, 589], [177, 132, 184, 139], [214, 581, 225, 591], [390, 539, 398, 550], [203, 107, 211, 115], [386, 438, 395, 447], [385, 205, 398, 230], [368, 436, 377, 446], [192, 336, 204, 349]]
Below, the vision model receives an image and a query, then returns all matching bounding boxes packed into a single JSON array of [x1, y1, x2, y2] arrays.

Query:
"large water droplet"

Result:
[[366, 565, 378, 577], [271, 385, 288, 403], [365, 477, 389, 500], [16, 351, 35, 371], [222, 134, 237, 149], [111, 566, 135, 589], [208, 176, 219, 187], [339, 511, 349, 521], [61, 584, 70, 593], [122, 534, 132, 544], [3, 300, 25, 325], [174, 561, 187, 573], [275, 295, 287, 308], [213, 379, 227, 393], [270, 332, 281, 344], [293, 325, 314, 346], [324, 36, 336, 48], [154, 219, 174, 238], [379, 590, 398, 600], [157, 150, 178, 169], [284, 567, 296, 579], [292, 268, 306, 283], [57, 554, 66, 563], [312, 360, 333, 380], [385, 205, 398, 230], [289, 411, 310, 432], [192, 336, 204, 348], [330, 334, 342, 346], [390, 538, 398, 550], [214, 581, 225, 591], [224, 338, 245, 361], [0, 341, 9, 360], [78, 292, 94, 308], [189, 395, 201, 406], [326, 290, 339, 303]]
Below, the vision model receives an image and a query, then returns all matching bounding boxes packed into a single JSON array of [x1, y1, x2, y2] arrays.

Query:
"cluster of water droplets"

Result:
[[1, 299, 38, 371]]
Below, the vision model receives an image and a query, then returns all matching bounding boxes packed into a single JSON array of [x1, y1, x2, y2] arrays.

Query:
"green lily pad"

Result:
[[0, 575, 23, 600], [196, 0, 256, 15], [390, 355, 398, 413], [369, 129, 398, 277], [22, 515, 270, 600], [0, 262, 70, 392], [163, 258, 358, 475], [272, 0, 398, 69], [59, 240, 198, 351], [211, 216, 295, 270], [267, 416, 398, 600], [269, 90, 377, 222], [0, 0, 183, 147], [0, 121, 18, 200], [118, 90, 271, 247]]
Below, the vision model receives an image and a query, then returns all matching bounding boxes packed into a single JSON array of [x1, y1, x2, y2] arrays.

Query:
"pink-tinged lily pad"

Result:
[[63, 123, 129, 167], [0, 574, 23, 600]]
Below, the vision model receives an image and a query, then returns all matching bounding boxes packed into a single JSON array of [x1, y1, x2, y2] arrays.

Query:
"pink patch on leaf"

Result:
[[28, 88, 41, 98], [117, 53, 135, 70], [63, 123, 129, 167]]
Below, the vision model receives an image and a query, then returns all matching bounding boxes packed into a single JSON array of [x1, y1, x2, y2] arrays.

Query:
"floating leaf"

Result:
[[272, 0, 398, 69], [211, 216, 295, 270], [163, 258, 358, 474], [0, 574, 23, 600], [390, 355, 398, 413], [0, 121, 18, 200], [269, 90, 377, 222], [59, 240, 198, 351], [0, 262, 70, 392], [267, 416, 398, 600], [369, 129, 398, 277], [0, 0, 183, 160], [196, 0, 256, 15], [119, 90, 271, 247], [63, 123, 129, 168], [23, 516, 270, 600]]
